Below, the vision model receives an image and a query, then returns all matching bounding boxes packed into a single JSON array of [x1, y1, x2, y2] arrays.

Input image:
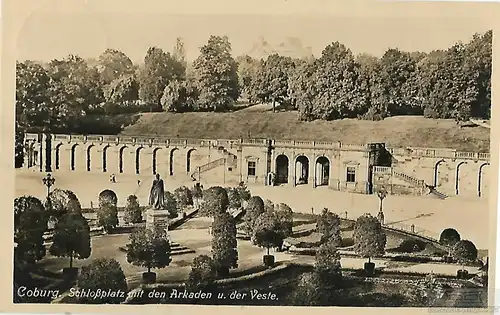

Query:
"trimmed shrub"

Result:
[[396, 239, 427, 253], [164, 191, 179, 217], [174, 186, 193, 209], [353, 214, 387, 263], [439, 228, 461, 247], [243, 196, 265, 235], [226, 187, 242, 209], [14, 196, 48, 263], [452, 240, 478, 266], [316, 208, 342, 246], [186, 255, 216, 289], [123, 195, 142, 224], [199, 186, 229, 217], [77, 258, 128, 304]]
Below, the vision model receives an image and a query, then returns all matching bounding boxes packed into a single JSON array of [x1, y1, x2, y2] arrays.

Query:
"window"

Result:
[[248, 161, 256, 176], [346, 167, 356, 183]]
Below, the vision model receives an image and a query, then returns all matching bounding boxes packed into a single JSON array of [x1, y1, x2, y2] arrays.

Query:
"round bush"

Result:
[[99, 189, 118, 206], [439, 228, 461, 247], [77, 258, 128, 304], [452, 240, 478, 265], [397, 239, 427, 253]]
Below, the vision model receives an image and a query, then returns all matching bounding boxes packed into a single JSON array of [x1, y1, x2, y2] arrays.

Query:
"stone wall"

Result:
[[23, 133, 490, 197]]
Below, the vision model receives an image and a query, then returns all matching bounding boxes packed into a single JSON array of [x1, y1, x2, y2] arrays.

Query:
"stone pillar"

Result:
[[145, 208, 170, 231]]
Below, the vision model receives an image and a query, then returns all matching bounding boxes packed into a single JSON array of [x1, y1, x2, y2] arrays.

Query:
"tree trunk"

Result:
[[267, 247, 270, 256], [69, 251, 74, 268], [272, 100, 276, 113], [379, 199, 383, 212], [368, 256, 371, 263], [148, 266, 151, 273]]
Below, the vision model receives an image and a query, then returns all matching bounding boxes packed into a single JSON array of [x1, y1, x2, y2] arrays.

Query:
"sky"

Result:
[[8, 0, 493, 63]]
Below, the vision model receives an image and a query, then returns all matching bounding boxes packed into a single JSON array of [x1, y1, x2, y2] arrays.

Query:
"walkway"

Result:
[[15, 170, 490, 249]]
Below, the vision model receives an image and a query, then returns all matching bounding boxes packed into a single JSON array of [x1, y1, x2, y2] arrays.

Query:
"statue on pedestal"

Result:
[[149, 174, 165, 210]]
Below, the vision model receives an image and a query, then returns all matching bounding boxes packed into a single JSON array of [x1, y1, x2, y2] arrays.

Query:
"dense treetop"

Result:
[[16, 31, 491, 135]]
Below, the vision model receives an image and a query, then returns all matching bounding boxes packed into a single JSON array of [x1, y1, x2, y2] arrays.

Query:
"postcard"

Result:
[[2, 0, 499, 314]]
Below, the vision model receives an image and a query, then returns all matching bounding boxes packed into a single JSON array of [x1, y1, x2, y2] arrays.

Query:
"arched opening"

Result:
[[295, 155, 310, 185], [315, 156, 330, 187], [478, 162, 490, 197], [55, 143, 63, 170], [102, 145, 110, 172], [119, 146, 127, 173], [135, 147, 144, 175], [275, 155, 289, 185], [152, 148, 161, 175], [433, 159, 445, 187], [86, 145, 94, 171], [186, 149, 196, 173], [455, 161, 467, 195], [70, 144, 78, 171], [169, 148, 178, 176]]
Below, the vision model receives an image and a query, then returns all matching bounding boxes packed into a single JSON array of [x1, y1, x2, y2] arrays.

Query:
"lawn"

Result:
[[119, 110, 490, 152]]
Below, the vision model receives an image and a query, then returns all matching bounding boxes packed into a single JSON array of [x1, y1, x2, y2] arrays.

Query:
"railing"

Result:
[[54, 134, 69, 141], [373, 166, 392, 174], [86, 135, 103, 142], [392, 169, 426, 188], [190, 158, 226, 180], [27, 133, 492, 160], [388, 146, 490, 161]]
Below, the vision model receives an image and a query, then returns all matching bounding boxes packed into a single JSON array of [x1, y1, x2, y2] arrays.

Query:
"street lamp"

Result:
[[42, 173, 56, 198], [377, 186, 388, 225]]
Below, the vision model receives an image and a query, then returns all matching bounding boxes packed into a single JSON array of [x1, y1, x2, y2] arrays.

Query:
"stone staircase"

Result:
[[392, 169, 426, 191], [190, 146, 237, 181]]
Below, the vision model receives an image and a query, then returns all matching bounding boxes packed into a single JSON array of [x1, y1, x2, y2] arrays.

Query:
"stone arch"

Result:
[[119, 146, 128, 173], [433, 159, 445, 187], [315, 156, 330, 187], [169, 148, 179, 176], [295, 155, 310, 185], [275, 154, 289, 185], [152, 148, 161, 175], [455, 161, 467, 195], [70, 144, 79, 171], [186, 148, 197, 173], [135, 146, 144, 175], [55, 143, 63, 170], [478, 162, 490, 197], [102, 145, 110, 172], [86, 144, 96, 172]]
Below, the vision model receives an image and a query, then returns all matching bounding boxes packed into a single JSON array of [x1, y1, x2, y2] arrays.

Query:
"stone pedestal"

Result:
[[145, 208, 170, 231]]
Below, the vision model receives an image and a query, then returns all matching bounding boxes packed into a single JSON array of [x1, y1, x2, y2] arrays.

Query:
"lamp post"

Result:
[[42, 173, 56, 198], [377, 186, 388, 225]]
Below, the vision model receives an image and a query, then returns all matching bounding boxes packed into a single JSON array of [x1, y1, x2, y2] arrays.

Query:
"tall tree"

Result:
[[378, 48, 419, 116], [14, 196, 49, 263], [288, 59, 317, 121], [253, 54, 295, 112], [192, 35, 240, 111], [97, 49, 135, 86], [172, 37, 187, 80], [104, 74, 139, 104], [138, 47, 176, 107], [464, 30, 492, 119], [211, 212, 238, 276], [236, 55, 260, 101], [16, 61, 53, 129], [47, 55, 104, 129], [310, 42, 363, 120], [49, 212, 92, 269]]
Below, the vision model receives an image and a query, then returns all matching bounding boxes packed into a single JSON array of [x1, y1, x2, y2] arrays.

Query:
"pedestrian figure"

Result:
[[311, 207, 314, 214], [90, 201, 93, 209], [137, 179, 141, 186], [111, 174, 116, 183]]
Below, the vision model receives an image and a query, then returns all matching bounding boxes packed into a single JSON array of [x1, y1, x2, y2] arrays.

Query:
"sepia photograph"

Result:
[[4, 0, 498, 312]]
